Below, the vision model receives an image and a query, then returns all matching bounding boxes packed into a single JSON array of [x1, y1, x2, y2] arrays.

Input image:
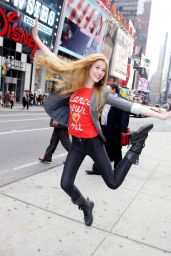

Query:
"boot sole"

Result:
[[85, 170, 100, 175], [85, 202, 94, 226], [130, 123, 153, 143], [39, 159, 52, 164]]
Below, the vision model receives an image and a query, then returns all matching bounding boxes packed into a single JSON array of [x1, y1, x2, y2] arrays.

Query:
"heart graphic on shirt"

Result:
[[72, 112, 80, 123]]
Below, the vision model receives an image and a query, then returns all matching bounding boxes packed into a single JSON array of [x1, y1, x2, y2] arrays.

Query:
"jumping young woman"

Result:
[[32, 20, 171, 226]]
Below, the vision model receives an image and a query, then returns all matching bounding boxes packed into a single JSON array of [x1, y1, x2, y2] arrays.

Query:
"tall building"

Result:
[[160, 33, 171, 103], [137, 0, 152, 54], [150, 32, 171, 104], [111, 0, 152, 55]]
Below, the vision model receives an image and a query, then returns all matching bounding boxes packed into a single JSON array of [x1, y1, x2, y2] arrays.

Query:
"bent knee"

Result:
[[60, 179, 73, 193], [107, 182, 120, 190]]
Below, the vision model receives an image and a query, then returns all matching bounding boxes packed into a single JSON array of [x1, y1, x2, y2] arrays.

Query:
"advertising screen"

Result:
[[59, 0, 108, 59], [0, 0, 64, 56]]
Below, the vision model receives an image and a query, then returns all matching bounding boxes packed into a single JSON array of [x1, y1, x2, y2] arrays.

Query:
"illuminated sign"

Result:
[[0, 0, 64, 54], [0, 8, 39, 56], [4, 0, 56, 26]]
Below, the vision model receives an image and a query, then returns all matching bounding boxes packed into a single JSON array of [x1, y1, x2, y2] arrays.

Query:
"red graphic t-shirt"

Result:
[[68, 87, 98, 138]]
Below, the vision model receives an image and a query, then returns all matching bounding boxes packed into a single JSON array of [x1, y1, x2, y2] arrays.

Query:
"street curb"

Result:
[[0, 107, 45, 112], [0, 153, 67, 188]]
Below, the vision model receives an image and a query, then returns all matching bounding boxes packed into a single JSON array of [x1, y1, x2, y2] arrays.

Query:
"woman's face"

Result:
[[89, 60, 106, 84]]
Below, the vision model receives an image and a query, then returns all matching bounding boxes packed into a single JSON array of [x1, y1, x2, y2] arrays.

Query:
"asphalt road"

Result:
[[0, 110, 67, 186], [0, 109, 171, 186]]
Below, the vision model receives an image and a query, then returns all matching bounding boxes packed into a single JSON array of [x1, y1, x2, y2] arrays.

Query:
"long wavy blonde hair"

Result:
[[34, 53, 109, 112]]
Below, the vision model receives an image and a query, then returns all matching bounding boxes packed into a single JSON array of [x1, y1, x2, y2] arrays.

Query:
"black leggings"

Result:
[[61, 136, 132, 202]]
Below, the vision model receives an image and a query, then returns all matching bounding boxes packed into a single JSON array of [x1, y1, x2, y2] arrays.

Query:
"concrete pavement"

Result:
[[0, 103, 44, 112], [0, 132, 171, 256]]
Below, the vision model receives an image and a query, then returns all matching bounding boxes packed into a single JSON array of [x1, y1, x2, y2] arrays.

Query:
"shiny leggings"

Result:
[[61, 136, 132, 201]]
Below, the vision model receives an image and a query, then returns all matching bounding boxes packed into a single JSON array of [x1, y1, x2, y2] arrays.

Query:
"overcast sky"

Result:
[[146, 0, 171, 78]]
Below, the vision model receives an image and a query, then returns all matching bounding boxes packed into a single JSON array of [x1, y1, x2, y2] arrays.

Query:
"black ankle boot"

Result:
[[72, 196, 94, 226], [130, 123, 153, 154], [125, 123, 153, 164]]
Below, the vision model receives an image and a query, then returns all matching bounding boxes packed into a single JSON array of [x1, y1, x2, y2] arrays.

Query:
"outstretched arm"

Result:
[[105, 92, 171, 120], [138, 106, 171, 120], [32, 19, 56, 57]]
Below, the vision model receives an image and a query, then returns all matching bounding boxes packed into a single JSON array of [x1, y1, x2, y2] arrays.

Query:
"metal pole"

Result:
[[53, 0, 68, 55]]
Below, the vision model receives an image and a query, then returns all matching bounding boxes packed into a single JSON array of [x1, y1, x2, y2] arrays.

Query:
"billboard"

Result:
[[101, 20, 117, 61], [0, 0, 64, 56], [59, 0, 108, 59], [138, 77, 149, 93], [109, 28, 132, 80]]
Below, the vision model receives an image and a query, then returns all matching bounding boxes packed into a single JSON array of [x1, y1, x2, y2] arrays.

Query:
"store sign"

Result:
[[59, 0, 108, 59], [0, 0, 64, 54], [0, 8, 39, 56]]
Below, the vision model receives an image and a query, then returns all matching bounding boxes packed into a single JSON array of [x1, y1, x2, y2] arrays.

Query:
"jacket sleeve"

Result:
[[104, 91, 141, 114], [44, 92, 70, 127]]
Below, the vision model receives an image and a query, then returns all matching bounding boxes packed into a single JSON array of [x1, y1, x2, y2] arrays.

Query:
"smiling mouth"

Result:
[[96, 76, 101, 80]]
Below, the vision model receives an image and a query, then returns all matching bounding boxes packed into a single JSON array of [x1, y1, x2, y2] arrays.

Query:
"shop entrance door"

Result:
[[8, 83, 16, 93]]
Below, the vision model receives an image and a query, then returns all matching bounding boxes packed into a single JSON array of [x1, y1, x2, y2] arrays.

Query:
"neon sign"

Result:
[[0, 8, 39, 56], [4, 0, 56, 27], [0, 0, 64, 51]]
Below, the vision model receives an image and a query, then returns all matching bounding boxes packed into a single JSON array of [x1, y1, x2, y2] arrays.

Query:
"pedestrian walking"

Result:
[[4, 91, 10, 108], [39, 119, 71, 163], [9, 91, 15, 109], [22, 91, 29, 110], [32, 19, 171, 226], [86, 84, 130, 175], [0, 92, 4, 107]]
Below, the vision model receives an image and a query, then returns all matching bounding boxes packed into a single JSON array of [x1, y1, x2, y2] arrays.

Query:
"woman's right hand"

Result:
[[32, 19, 39, 40], [31, 18, 56, 56], [52, 120, 59, 126]]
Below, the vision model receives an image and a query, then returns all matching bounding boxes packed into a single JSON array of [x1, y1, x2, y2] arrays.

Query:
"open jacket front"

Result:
[[44, 88, 141, 142]]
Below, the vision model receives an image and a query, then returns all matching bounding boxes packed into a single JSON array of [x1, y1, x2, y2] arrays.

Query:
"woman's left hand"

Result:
[[162, 111, 171, 120]]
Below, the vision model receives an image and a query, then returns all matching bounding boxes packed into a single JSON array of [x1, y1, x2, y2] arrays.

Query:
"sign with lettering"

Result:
[[1, 56, 24, 75], [0, 0, 64, 55]]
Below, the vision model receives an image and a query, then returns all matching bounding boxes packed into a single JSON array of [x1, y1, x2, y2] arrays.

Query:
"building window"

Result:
[[2, 48, 10, 57], [3, 38, 10, 48], [16, 52, 21, 61]]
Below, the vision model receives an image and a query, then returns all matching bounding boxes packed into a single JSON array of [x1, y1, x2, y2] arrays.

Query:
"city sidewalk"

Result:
[[0, 132, 171, 256], [0, 103, 44, 112]]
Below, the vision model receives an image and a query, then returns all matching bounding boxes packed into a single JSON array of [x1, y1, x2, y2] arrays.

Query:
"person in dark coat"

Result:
[[39, 118, 71, 163], [86, 84, 129, 174], [39, 82, 71, 163]]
